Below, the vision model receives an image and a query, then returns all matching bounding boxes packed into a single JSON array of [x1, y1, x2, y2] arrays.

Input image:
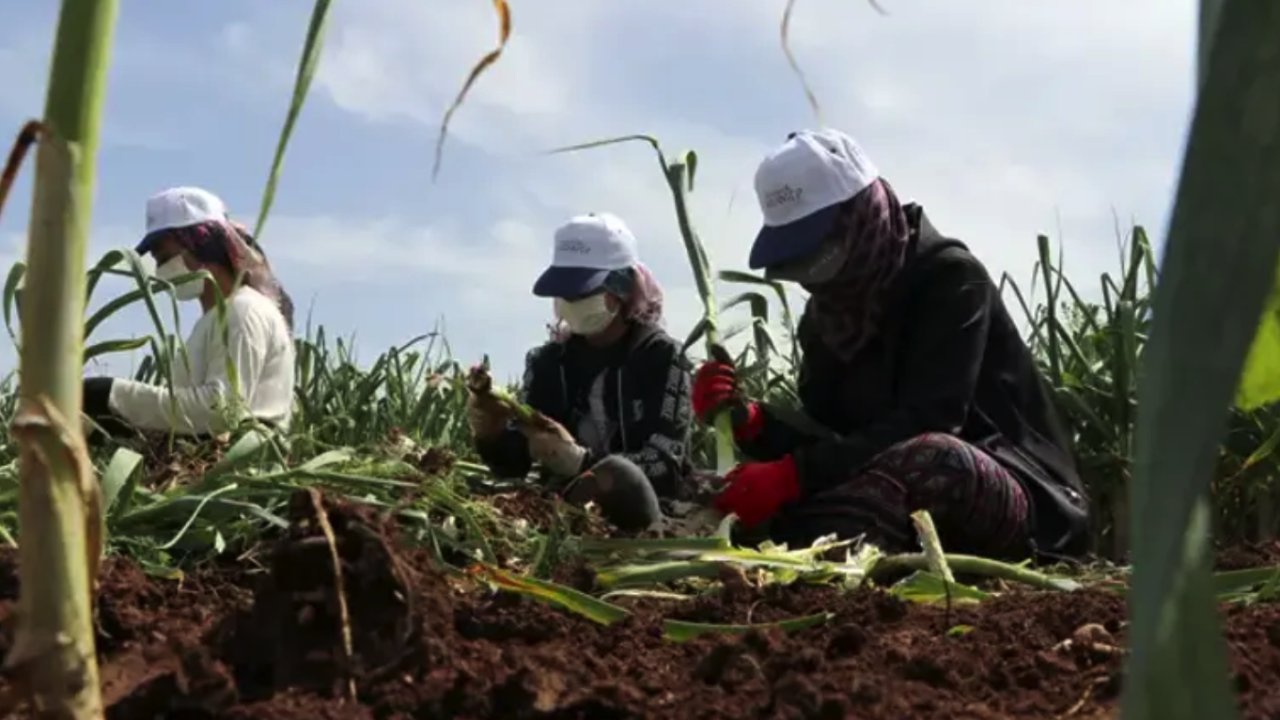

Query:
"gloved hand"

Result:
[[522, 411, 587, 477], [465, 368, 512, 440], [692, 350, 763, 441], [81, 377, 132, 444], [83, 377, 114, 418], [713, 455, 801, 528]]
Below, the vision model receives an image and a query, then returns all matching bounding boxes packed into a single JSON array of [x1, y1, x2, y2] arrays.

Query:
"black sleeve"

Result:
[[734, 403, 823, 461], [81, 377, 135, 445], [597, 339, 692, 499], [473, 347, 554, 479], [792, 254, 994, 496], [735, 320, 833, 461]]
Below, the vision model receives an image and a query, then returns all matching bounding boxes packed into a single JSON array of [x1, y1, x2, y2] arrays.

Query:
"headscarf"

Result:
[[622, 262, 665, 327], [164, 219, 296, 331], [806, 178, 911, 361], [547, 263, 666, 342]]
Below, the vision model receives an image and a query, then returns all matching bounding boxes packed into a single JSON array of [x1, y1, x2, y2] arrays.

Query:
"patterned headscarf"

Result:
[[806, 178, 911, 361], [624, 262, 665, 327], [164, 220, 296, 331]]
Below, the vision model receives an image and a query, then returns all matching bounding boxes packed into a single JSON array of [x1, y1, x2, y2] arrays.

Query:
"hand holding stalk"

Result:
[[546, 136, 737, 475], [465, 360, 536, 437]]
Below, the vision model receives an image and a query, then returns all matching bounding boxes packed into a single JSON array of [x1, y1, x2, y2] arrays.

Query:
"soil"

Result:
[[0, 495, 1278, 719]]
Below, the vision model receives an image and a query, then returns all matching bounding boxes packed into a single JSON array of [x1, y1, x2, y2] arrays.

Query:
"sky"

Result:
[[0, 0, 1196, 382]]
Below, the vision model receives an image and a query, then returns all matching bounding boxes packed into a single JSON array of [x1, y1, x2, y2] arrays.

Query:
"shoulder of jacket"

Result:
[[633, 327, 688, 367], [224, 288, 289, 334], [911, 241, 992, 287], [524, 340, 563, 369]]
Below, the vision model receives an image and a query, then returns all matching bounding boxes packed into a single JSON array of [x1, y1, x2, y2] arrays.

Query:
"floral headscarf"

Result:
[[164, 219, 295, 331], [805, 178, 911, 360]]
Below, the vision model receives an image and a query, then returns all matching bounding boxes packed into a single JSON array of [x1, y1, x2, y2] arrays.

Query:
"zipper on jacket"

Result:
[[616, 369, 628, 450]]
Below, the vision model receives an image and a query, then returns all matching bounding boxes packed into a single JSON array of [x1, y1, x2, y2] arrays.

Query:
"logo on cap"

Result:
[[764, 184, 804, 210], [558, 238, 592, 255]]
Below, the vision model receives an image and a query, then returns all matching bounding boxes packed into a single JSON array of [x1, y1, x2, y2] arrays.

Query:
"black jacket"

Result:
[[475, 322, 693, 500], [740, 205, 1091, 558]]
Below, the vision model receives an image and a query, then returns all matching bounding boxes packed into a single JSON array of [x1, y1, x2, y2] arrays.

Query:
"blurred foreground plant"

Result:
[[2, 1, 117, 717]]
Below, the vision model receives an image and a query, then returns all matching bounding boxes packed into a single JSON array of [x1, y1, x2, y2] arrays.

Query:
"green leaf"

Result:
[[662, 612, 832, 642], [1236, 259, 1280, 410], [83, 336, 149, 364], [254, 0, 333, 239], [297, 448, 354, 471], [100, 447, 142, 515], [202, 428, 272, 483], [1213, 565, 1280, 599], [471, 564, 630, 625], [1122, 4, 1280, 718], [889, 571, 990, 605]]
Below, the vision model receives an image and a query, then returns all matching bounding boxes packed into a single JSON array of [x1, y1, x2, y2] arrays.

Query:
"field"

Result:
[[0, 228, 1278, 718], [3, 484, 1280, 718]]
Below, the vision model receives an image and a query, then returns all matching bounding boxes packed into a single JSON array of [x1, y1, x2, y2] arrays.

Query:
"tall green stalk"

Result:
[[1121, 3, 1280, 719], [549, 136, 736, 474], [6, 0, 117, 717]]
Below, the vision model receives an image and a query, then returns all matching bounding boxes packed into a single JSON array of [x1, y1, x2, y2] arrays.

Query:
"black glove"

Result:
[[82, 377, 132, 443], [83, 377, 113, 418]]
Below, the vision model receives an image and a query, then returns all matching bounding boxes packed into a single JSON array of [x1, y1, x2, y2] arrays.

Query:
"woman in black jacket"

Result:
[[694, 129, 1090, 561], [467, 212, 693, 531]]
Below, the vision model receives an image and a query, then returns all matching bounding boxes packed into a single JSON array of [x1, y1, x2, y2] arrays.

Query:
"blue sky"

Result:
[[0, 0, 1195, 382]]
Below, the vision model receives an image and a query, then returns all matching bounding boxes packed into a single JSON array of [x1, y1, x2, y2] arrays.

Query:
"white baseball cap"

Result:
[[533, 212, 639, 298], [749, 129, 879, 283], [136, 186, 229, 254]]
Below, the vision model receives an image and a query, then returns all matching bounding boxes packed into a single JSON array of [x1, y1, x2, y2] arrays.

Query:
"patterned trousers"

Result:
[[769, 433, 1032, 559]]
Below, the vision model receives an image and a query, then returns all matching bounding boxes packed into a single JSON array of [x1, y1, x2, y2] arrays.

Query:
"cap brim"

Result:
[[748, 202, 842, 271], [763, 232, 851, 286], [532, 266, 611, 298], [135, 230, 165, 255]]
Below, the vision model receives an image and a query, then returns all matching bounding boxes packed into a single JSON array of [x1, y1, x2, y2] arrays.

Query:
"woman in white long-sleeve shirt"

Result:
[[83, 186, 296, 439]]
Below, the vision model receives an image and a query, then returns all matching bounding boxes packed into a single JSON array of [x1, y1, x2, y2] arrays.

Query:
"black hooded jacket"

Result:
[[739, 205, 1091, 558], [475, 322, 694, 499]]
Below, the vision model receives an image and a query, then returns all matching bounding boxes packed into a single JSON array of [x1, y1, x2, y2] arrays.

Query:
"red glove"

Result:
[[713, 455, 801, 528], [692, 361, 764, 441]]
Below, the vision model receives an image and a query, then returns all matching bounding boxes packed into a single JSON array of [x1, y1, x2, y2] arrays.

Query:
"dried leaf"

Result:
[[0, 121, 44, 224], [780, 0, 822, 125], [433, 0, 512, 181], [10, 396, 103, 598]]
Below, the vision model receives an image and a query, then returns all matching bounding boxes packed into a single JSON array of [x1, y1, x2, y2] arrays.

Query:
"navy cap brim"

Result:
[[763, 232, 851, 286], [748, 202, 842, 270], [532, 266, 611, 298], [135, 230, 164, 255]]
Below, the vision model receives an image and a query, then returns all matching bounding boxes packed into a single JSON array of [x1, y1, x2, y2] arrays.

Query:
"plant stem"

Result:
[[665, 156, 735, 474], [871, 553, 1081, 592], [9, 1, 117, 717]]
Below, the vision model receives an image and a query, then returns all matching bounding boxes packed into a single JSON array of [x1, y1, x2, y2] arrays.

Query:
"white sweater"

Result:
[[109, 286, 295, 435]]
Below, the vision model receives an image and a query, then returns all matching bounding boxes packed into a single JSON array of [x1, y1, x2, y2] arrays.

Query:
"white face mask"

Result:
[[555, 294, 618, 336], [154, 256, 204, 301]]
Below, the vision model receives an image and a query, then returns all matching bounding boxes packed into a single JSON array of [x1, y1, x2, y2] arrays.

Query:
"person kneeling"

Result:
[[82, 186, 295, 441], [467, 213, 693, 533], [694, 130, 1090, 562]]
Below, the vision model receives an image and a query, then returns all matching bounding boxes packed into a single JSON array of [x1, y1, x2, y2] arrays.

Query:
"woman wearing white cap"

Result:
[[466, 212, 692, 532], [692, 129, 1090, 562], [82, 187, 295, 439]]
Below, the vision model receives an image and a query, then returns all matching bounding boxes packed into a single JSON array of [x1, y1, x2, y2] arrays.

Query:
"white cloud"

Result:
[[1, 0, 1197, 380], [250, 0, 1195, 372]]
